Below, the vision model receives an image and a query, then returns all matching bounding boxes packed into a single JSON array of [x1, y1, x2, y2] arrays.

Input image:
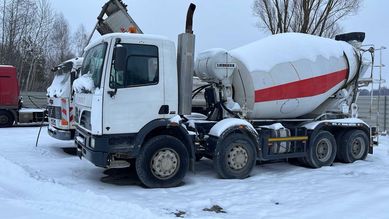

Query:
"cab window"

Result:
[[111, 44, 159, 88]]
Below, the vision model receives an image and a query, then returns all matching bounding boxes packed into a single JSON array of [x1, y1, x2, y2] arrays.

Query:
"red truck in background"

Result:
[[0, 65, 46, 127]]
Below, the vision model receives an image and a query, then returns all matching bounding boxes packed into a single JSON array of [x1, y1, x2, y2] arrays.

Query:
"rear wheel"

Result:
[[337, 130, 369, 163], [0, 110, 14, 127], [214, 133, 257, 179], [306, 131, 337, 168], [136, 135, 189, 188]]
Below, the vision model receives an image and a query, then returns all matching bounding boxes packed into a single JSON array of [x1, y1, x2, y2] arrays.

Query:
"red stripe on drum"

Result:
[[255, 69, 348, 103]]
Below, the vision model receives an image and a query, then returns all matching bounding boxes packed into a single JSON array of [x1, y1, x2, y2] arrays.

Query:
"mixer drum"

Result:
[[229, 33, 360, 119]]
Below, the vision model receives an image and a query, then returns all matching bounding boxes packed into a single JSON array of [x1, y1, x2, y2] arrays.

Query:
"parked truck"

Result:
[[0, 65, 46, 127], [47, 58, 83, 140], [74, 4, 378, 188], [46, 0, 142, 141]]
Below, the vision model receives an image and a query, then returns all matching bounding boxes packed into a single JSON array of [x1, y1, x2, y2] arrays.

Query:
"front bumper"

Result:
[[75, 128, 109, 168], [75, 127, 138, 168], [48, 126, 74, 140], [77, 141, 109, 168]]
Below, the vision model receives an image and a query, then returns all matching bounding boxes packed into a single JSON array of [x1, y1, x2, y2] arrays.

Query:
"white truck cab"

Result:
[[74, 33, 194, 184], [74, 33, 179, 135]]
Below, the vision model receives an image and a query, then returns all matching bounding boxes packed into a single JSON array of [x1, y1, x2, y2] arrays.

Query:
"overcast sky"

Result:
[[52, 0, 388, 84]]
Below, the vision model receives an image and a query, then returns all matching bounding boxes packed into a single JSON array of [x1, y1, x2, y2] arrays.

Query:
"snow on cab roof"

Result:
[[85, 33, 171, 51]]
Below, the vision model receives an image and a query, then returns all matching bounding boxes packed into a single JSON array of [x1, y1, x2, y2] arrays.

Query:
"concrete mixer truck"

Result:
[[74, 4, 378, 188]]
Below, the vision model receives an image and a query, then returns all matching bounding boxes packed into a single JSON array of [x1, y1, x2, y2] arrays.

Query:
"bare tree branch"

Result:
[[253, 0, 361, 37]]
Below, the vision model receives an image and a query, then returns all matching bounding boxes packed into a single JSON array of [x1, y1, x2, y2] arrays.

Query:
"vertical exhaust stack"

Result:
[[177, 3, 196, 115]]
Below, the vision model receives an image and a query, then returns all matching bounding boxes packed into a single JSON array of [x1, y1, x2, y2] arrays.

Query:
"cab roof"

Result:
[[84, 33, 171, 52]]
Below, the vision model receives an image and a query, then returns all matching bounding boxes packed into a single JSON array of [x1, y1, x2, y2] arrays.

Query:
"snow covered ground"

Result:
[[0, 126, 389, 219]]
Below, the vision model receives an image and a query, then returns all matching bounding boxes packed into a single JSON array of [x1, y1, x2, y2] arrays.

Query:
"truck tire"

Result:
[[337, 130, 369, 163], [136, 135, 189, 188], [306, 131, 337, 168], [0, 110, 14, 128], [214, 133, 257, 179]]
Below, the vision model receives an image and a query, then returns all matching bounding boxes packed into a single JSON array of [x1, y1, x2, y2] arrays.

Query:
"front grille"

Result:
[[47, 106, 61, 119]]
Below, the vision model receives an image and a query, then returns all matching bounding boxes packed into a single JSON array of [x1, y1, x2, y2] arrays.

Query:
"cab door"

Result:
[[103, 38, 165, 134]]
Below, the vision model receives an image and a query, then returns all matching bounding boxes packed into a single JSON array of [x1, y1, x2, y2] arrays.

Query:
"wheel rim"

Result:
[[150, 148, 180, 180], [351, 137, 365, 159], [227, 145, 249, 170], [316, 139, 332, 162], [0, 114, 9, 125]]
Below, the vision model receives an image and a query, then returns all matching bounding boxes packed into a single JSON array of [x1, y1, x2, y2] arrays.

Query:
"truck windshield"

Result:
[[54, 62, 73, 75], [81, 43, 107, 87]]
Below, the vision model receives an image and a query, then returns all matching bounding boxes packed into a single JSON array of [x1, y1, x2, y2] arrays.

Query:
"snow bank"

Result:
[[0, 155, 163, 219], [1, 126, 389, 218], [229, 33, 355, 73], [73, 73, 95, 93]]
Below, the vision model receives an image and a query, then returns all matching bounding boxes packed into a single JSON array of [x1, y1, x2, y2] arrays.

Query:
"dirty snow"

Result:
[[0, 126, 389, 218], [229, 32, 355, 73]]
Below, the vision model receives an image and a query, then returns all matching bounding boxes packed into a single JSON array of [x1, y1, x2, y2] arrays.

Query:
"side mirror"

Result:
[[114, 46, 127, 72]]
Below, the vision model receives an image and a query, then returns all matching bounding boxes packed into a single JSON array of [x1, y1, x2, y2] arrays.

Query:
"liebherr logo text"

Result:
[[331, 123, 358, 127]]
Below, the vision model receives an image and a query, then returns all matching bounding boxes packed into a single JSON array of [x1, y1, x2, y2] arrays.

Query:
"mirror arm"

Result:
[[109, 38, 124, 98], [115, 38, 121, 45], [108, 65, 118, 98], [108, 89, 117, 98]]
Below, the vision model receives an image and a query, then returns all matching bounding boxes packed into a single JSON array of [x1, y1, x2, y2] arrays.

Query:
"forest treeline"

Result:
[[0, 0, 88, 91]]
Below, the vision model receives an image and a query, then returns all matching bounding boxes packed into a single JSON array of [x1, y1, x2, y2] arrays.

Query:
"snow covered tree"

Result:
[[0, 0, 74, 91]]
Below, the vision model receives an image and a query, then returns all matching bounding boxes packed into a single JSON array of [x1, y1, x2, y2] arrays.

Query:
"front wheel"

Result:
[[0, 110, 14, 128], [213, 133, 257, 179], [136, 135, 189, 188], [305, 131, 337, 168]]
